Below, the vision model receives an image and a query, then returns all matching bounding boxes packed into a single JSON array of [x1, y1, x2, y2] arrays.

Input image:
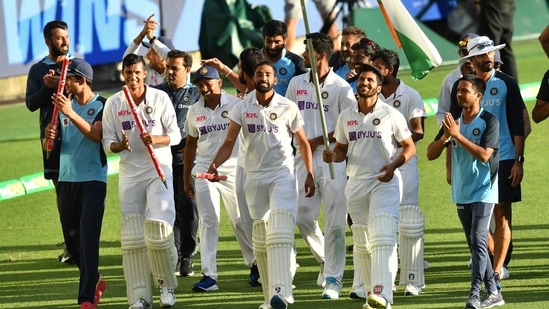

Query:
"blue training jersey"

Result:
[[450, 69, 524, 161], [273, 49, 307, 95], [58, 94, 107, 182], [451, 108, 499, 204]]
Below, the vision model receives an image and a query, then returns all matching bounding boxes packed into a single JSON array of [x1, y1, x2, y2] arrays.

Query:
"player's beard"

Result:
[[341, 49, 352, 63], [51, 44, 69, 57], [357, 85, 377, 99], [255, 81, 273, 93], [265, 45, 284, 59]]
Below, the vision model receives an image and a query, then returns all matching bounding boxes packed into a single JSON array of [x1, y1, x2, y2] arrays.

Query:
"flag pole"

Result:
[[377, 0, 402, 48], [299, 0, 335, 179]]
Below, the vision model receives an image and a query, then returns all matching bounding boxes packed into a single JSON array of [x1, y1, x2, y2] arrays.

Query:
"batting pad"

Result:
[[351, 224, 372, 295], [253, 220, 270, 304], [121, 214, 152, 304], [398, 205, 425, 287], [369, 213, 398, 303], [266, 209, 295, 304], [144, 219, 179, 289]]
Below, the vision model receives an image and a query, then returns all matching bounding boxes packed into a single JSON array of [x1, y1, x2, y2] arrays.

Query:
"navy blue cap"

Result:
[[193, 66, 220, 83], [58, 58, 93, 81]]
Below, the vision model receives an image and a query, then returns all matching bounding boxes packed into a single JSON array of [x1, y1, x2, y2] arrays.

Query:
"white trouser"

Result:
[[193, 163, 254, 279], [295, 150, 347, 281]]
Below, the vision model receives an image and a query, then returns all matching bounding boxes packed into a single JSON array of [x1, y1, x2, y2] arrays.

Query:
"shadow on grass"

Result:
[[1, 229, 548, 308]]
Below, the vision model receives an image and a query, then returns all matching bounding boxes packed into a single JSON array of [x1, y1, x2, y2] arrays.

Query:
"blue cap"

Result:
[[193, 66, 220, 83], [58, 58, 93, 81]]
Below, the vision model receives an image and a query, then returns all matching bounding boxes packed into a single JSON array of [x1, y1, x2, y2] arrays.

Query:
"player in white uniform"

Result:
[[102, 54, 181, 309], [208, 60, 315, 309], [323, 63, 415, 309], [372, 48, 427, 296], [285, 32, 355, 299], [183, 66, 254, 292]]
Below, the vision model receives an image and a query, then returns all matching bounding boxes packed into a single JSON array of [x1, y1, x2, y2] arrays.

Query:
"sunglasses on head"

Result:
[[469, 40, 494, 52]]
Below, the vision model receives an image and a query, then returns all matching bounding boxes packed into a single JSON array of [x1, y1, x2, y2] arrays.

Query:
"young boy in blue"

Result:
[[427, 74, 504, 309], [44, 58, 107, 309]]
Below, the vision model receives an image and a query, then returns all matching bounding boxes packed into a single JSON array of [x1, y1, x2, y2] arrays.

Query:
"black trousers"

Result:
[[58, 181, 106, 304], [478, 0, 518, 81], [173, 164, 198, 258]]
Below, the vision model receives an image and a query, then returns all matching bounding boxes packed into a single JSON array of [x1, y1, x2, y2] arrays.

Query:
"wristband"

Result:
[[149, 36, 157, 44], [224, 66, 232, 77]]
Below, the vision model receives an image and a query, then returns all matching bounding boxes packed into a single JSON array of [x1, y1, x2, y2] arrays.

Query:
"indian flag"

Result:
[[377, 0, 442, 80]]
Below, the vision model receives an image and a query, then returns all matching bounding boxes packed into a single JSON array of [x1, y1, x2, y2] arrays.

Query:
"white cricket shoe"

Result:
[[159, 287, 176, 308], [404, 283, 421, 296], [129, 299, 151, 309], [321, 277, 342, 299]]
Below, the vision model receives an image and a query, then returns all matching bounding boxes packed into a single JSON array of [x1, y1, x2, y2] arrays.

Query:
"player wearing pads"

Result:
[[323, 64, 416, 309], [183, 66, 254, 292], [285, 32, 355, 299], [102, 54, 181, 309], [371, 48, 427, 296], [207, 60, 315, 309]]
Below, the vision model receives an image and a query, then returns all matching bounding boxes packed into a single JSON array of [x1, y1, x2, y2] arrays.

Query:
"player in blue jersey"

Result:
[[428, 74, 504, 309], [44, 58, 107, 309], [261, 19, 308, 95], [448, 36, 525, 292], [25, 20, 76, 264]]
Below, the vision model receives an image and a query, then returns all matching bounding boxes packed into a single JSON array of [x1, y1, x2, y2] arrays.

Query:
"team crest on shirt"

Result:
[[87, 109, 95, 115], [321, 91, 329, 99], [393, 100, 401, 108], [269, 112, 278, 120], [490, 87, 498, 96], [473, 128, 481, 136], [279, 68, 287, 75], [145, 106, 153, 114], [183, 95, 190, 102], [222, 110, 229, 118], [373, 118, 381, 125]]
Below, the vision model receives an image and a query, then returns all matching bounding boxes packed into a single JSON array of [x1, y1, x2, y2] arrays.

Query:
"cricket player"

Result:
[[285, 32, 355, 299], [323, 63, 415, 309], [208, 60, 315, 309], [183, 66, 254, 292], [371, 48, 427, 296], [102, 53, 181, 309]]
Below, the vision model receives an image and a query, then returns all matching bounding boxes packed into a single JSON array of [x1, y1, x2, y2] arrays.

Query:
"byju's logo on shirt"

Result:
[[199, 123, 230, 135], [348, 130, 381, 141], [247, 124, 279, 133], [121, 120, 157, 130], [297, 101, 329, 112]]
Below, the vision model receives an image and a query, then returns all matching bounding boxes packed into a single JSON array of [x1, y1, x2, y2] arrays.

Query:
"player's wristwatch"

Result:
[[515, 155, 525, 163]]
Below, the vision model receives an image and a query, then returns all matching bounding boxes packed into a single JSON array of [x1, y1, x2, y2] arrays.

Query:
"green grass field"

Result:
[[1, 40, 549, 308]]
